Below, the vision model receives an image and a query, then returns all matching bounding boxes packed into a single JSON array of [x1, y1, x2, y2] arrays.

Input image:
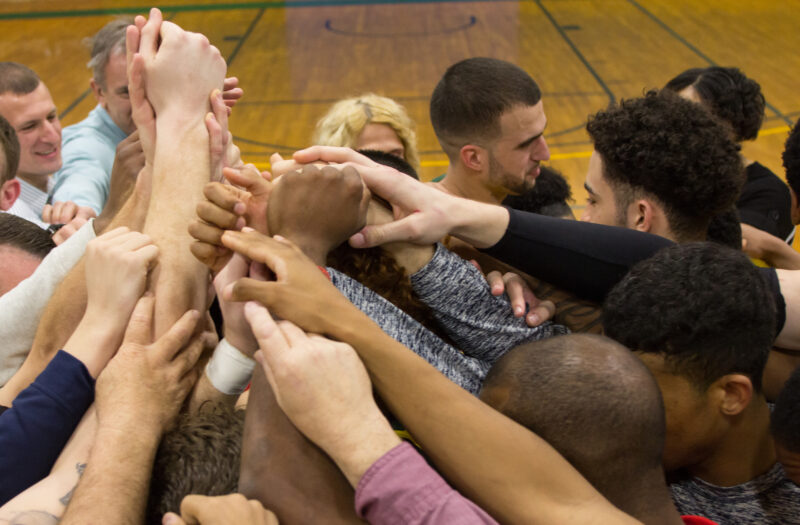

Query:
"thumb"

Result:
[[349, 215, 422, 248], [223, 165, 271, 195], [225, 277, 280, 307], [122, 294, 155, 345]]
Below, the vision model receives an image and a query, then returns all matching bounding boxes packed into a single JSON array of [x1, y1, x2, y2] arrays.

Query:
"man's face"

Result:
[[580, 151, 626, 226], [485, 101, 549, 195], [0, 83, 62, 178], [93, 51, 134, 135], [636, 352, 725, 472]]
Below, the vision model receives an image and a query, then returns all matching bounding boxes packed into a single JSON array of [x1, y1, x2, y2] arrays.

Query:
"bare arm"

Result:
[[222, 231, 638, 525]]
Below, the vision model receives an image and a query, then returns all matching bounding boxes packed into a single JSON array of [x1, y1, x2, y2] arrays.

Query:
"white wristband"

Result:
[[204, 338, 256, 395]]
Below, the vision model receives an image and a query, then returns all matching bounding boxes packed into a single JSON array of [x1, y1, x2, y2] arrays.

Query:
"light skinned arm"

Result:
[[131, 9, 226, 335], [221, 231, 639, 525], [163, 494, 277, 525], [61, 296, 205, 525], [742, 223, 800, 270]]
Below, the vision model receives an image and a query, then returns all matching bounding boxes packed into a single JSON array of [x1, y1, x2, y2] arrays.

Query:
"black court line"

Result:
[[533, 0, 615, 107], [226, 7, 265, 65], [626, 0, 794, 127], [324, 14, 476, 37]]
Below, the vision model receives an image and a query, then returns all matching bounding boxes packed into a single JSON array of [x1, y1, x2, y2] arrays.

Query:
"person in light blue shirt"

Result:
[[51, 19, 135, 214]]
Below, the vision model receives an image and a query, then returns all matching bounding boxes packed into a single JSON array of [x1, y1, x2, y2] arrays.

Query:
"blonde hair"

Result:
[[313, 93, 420, 173]]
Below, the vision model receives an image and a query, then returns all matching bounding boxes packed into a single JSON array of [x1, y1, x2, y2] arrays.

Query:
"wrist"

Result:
[[327, 415, 402, 488], [450, 198, 510, 249], [63, 316, 123, 377]]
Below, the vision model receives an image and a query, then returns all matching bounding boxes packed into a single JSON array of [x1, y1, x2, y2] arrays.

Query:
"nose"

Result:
[[42, 118, 61, 143], [533, 136, 550, 162]]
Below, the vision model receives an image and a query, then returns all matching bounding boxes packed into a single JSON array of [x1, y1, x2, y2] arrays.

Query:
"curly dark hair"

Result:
[[502, 166, 574, 218], [603, 242, 774, 393], [665, 67, 765, 142], [771, 365, 800, 452], [146, 404, 245, 524], [586, 90, 744, 242], [783, 117, 800, 199], [706, 207, 742, 250]]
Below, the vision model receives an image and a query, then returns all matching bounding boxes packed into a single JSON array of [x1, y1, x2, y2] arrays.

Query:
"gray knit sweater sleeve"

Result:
[[328, 268, 489, 395], [410, 243, 569, 366]]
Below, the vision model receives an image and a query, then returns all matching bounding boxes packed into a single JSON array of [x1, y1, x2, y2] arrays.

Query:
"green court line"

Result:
[[0, 0, 513, 21]]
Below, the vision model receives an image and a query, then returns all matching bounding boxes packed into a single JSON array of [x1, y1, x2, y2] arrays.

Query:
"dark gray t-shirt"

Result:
[[671, 462, 800, 524]]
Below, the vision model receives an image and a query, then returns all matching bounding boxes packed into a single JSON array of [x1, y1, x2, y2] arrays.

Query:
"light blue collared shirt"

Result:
[[50, 105, 127, 214]]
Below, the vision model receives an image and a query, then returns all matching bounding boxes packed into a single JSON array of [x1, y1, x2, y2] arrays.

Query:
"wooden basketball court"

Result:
[[2, 0, 798, 213]]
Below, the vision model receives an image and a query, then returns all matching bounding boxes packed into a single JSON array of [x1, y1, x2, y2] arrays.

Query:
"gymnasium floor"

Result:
[[2, 0, 799, 211]]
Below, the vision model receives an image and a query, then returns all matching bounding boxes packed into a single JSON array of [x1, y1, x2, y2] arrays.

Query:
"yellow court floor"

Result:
[[2, 0, 799, 212]]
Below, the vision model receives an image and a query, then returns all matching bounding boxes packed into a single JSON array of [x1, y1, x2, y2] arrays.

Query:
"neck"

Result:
[[16, 172, 49, 193], [439, 165, 507, 205], [690, 396, 775, 486], [602, 466, 684, 525]]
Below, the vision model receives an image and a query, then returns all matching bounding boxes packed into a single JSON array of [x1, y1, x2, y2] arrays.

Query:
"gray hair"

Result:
[[86, 18, 133, 88]]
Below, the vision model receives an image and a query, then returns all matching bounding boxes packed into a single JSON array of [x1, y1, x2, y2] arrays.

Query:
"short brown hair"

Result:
[[0, 62, 40, 96], [0, 114, 20, 184]]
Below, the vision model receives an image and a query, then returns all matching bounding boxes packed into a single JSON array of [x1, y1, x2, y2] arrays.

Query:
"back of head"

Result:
[[586, 90, 744, 242], [0, 114, 20, 184], [502, 166, 574, 218], [0, 62, 40, 96], [0, 213, 55, 258], [313, 93, 420, 173], [603, 242, 774, 393], [430, 57, 541, 157], [146, 404, 245, 524], [480, 334, 666, 511], [665, 66, 765, 142], [87, 18, 133, 88], [784, 117, 800, 201]]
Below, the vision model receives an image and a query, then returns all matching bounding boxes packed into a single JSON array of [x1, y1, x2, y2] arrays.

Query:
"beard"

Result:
[[487, 151, 537, 196]]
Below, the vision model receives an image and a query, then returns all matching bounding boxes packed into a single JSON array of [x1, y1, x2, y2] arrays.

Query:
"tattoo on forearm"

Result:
[[1, 510, 60, 525], [529, 279, 604, 334], [58, 463, 87, 507]]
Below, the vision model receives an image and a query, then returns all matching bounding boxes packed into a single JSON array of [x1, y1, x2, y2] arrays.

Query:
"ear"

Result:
[[90, 78, 105, 105], [0, 179, 20, 211], [629, 198, 655, 233], [459, 144, 488, 173], [713, 374, 754, 416]]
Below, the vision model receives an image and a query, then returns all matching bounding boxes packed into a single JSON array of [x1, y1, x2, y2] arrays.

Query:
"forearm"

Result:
[[238, 368, 362, 524], [482, 209, 673, 303], [410, 243, 568, 363], [447, 197, 510, 249], [144, 123, 210, 336], [61, 424, 159, 525], [334, 310, 632, 524]]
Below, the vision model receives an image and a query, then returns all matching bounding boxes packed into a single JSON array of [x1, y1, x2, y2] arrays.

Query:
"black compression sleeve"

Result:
[[480, 208, 786, 334], [482, 209, 673, 303]]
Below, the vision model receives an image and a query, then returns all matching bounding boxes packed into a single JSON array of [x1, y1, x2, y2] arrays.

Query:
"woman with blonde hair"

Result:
[[313, 93, 421, 174]]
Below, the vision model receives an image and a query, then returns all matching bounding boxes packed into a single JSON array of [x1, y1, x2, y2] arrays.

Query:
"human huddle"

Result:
[[1, 7, 800, 525]]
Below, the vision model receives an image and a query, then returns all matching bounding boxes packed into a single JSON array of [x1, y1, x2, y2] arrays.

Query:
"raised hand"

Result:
[[245, 302, 401, 487], [266, 164, 370, 264], [485, 270, 556, 327], [163, 494, 277, 525], [95, 296, 206, 433]]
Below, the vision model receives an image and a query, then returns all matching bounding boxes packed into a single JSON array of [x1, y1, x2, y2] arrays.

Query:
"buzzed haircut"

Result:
[[783, 117, 800, 199], [0, 62, 40, 96], [603, 242, 775, 393], [430, 57, 541, 155], [586, 90, 744, 242], [146, 404, 245, 525], [87, 18, 133, 88], [480, 334, 665, 512], [0, 114, 20, 184], [771, 366, 800, 453], [665, 66, 765, 142], [0, 213, 56, 259]]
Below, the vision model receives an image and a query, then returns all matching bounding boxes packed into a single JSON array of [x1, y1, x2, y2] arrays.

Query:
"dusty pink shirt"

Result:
[[355, 442, 498, 524]]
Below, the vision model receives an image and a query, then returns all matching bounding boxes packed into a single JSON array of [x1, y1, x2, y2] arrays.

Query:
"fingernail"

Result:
[[514, 306, 524, 316], [234, 202, 246, 215], [528, 314, 540, 325], [350, 233, 365, 247], [163, 513, 178, 525]]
